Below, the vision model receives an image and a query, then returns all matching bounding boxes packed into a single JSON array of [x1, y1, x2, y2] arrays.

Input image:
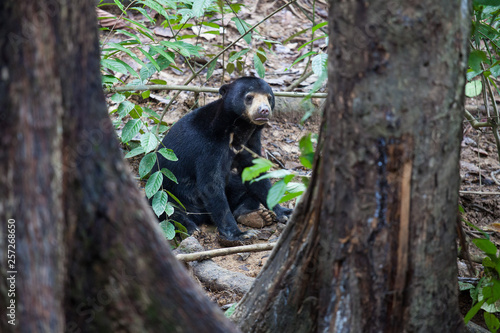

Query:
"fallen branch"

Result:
[[176, 242, 275, 262], [104, 84, 327, 98], [459, 191, 500, 195]]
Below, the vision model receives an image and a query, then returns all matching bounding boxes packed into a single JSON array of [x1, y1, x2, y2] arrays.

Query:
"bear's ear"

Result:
[[219, 84, 229, 98]]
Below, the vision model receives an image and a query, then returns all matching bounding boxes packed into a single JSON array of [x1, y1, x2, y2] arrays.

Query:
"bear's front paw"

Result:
[[275, 207, 293, 223], [216, 229, 257, 247]]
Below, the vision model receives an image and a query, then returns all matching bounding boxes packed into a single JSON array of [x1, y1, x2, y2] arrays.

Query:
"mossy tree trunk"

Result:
[[232, 1, 470, 332], [0, 1, 238, 332]]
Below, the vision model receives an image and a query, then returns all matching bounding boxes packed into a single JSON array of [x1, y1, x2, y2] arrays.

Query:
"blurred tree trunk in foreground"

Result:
[[0, 1, 238, 332], [233, 1, 470, 332]]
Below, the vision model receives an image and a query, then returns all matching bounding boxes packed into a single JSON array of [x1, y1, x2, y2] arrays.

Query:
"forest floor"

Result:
[[100, 0, 500, 327]]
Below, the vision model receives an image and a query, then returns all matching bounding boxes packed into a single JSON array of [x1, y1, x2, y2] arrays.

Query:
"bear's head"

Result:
[[219, 77, 275, 126]]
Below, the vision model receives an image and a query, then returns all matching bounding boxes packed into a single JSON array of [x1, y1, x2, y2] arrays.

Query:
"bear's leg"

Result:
[[226, 173, 277, 228], [199, 182, 257, 243]]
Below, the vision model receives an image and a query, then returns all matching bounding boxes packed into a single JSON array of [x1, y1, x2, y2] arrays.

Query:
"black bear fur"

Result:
[[152, 77, 292, 242]]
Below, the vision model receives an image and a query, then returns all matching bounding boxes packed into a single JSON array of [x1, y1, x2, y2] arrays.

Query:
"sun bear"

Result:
[[152, 77, 292, 244]]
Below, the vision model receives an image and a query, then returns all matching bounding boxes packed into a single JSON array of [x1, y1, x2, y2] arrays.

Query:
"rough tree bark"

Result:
[[0, 1, 238, 332], [233, 1, 470, 332]]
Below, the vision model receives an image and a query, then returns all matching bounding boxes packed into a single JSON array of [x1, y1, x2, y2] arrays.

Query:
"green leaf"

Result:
[[299, 134, 315, 168], [485, 312, 500, 332], [226, 62, 235, 74], [108, 43, 135, 57], [139, 152, 157, 178], [297, 35, 328, 52], [161, 168, 178, 184], [490, 64, 500, 78], [141, 132, 159, 154], [117, 100, 135, 118], [283, 174, 294, 183], [192, 0, 215, 17], [267, 179, 287, 210], [123, 18, 155, 38], [282, 28, 308, 45], [225, 303, 237, 318], [129, 104, 143, 119], [459, 282, 475, 291], [125, 146, 145, 158], [279, 190, 303, 204], [161, 41, 202, 57], [140, 63, 157, 82], [288, 51, 317, 70], [206, 58, 217, 79], [469, 50, 488, 72], [111, 93, 126, 103], [231, 17, 252, 44], [143, 107, 162, 121], [474, 0, 500, 5], [166, 190, 186, 210], [165, 202, 175, 216], [254, 53, 265, 78], [312, 21, 328, 33], [178, 8, 194, 24], [132, 6, 156, 22], [138, 48, 160, 71], [139, 0, 169, 18], [150, 79, 167, 85], [150, 44, 175, 63], [256, 47, 267, 63], [145, 171, 163, 198], [173, 221, 187, 233], [483, 256, 495, 268], [202, 21, 220, 29], [152, 190, 169, 216], [121, 119, 142, 143], [285, 181, 307, 194], [466, 68, 483, 81], [159, 148, 178, 161], [113, 59, 140, 78], [142, 90, 151, 99], [159, 221, 176, 240], [101, 59, 128, 74], [253, 169, 292, 182], [115, 29, 142, 43], [241, 158, 274, 182], [465, 80, 482, 98], [312, 53, 328, 77], [102, 75, 119, 85], [228, 48, 250, 62], [473, 238, 498, 255], [464, 299, 486, 324]]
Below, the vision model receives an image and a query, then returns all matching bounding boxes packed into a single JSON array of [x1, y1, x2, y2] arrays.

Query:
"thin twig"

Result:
[[464, 109, 491, 128], [104, 83, 327, 98], [176, 242, 275, 262], [284, 70, 314, 92], [459, 191, 500, 195]]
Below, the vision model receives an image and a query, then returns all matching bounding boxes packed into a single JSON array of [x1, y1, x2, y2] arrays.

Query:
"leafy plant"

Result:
[[461, 234, 500, 332], [242, 133, 316, 210], [465, 0, 500, 162]]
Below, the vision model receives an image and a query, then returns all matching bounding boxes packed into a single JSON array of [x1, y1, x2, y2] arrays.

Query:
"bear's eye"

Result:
[[245, 95, 253, 104]]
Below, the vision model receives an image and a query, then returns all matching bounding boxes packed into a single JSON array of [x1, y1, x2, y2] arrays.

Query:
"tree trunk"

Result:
[[232, 1, 470, 332], [0, 1, 238, 332]]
